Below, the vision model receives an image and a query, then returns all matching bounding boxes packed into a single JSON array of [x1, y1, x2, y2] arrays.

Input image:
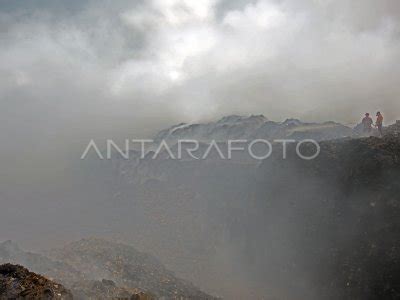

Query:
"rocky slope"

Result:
[[48, 238, 216, 300], [0, 264, 72, 299], [244, 132, 400, 299], [0, 239, 216, 299], [0, 240, 83, 288]]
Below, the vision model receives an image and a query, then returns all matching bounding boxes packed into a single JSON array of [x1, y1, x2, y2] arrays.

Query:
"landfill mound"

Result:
[[0, 263, 73, 299], [49, 238, 216, 299], [96, 121, 400, 299], [153, 115, 354, 143]]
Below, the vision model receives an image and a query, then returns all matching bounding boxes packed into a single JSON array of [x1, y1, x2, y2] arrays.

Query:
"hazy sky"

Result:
[[1, 0, 400, 183]]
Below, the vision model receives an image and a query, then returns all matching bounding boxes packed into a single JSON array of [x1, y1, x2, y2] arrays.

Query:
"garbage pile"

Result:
[[0, 263, 73, 299]]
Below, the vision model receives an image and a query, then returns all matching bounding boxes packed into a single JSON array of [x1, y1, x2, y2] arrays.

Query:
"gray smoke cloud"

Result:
[[0, 0, 399, 243]]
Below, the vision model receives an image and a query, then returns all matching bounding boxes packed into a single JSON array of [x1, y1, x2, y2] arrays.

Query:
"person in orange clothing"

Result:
[[375, 111, 383, 136]]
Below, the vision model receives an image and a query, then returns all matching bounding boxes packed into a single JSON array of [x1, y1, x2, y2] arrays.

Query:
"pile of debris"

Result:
[[0, 263, 72, 299]]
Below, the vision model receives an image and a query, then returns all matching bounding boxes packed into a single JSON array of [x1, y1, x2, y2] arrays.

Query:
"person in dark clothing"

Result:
[[361, 113, 373, 134]]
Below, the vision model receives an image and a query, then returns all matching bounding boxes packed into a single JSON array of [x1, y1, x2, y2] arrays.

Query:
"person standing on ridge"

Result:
[[362, 113, 373, 134], [375, 111, 384, 136]]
